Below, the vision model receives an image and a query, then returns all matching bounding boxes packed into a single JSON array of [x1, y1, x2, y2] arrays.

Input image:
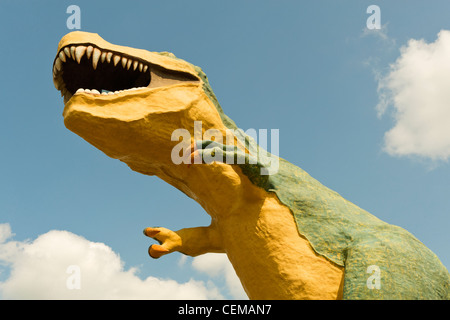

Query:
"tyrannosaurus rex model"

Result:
[[52, 31, 449, 300]]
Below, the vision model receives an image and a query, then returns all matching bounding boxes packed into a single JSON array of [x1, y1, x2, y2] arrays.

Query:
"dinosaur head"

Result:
[[53, 31, 235, 177]]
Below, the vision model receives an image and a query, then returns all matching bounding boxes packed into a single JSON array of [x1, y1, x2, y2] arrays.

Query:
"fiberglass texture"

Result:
[[193, 60, 450, 299]]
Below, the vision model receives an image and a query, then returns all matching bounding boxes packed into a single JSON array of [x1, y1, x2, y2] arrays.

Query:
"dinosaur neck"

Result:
[[154, 161, 263, 220]]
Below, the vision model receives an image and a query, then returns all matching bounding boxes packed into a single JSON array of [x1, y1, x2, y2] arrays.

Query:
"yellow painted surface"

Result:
[[187, 162, 345, 300], [57, 31, 344, 299]]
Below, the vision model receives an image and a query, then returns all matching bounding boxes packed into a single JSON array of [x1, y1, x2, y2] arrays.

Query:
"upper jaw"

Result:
[[53, 31, 200, 104], [53, 42, 152, 104]]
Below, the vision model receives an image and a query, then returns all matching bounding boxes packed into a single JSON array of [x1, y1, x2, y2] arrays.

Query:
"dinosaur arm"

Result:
[[143, 224, 224, 258]]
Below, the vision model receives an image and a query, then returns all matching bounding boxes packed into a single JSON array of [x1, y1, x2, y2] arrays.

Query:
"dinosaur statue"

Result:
[[52, 31, 449, 300]]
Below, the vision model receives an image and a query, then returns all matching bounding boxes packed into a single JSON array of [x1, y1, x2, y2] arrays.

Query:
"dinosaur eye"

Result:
[[52, 44, 199, 103]]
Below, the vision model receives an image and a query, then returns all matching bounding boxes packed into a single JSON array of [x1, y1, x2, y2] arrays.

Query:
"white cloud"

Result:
[[0, 224, 13, 244], [0, 223, 224, 300], [192, 253, 248, 300], [376, 30, 450, 161], [361, 23, 396, 48]]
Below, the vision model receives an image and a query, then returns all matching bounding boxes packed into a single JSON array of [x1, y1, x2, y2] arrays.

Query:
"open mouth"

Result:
[[53, 43, 199, 104]]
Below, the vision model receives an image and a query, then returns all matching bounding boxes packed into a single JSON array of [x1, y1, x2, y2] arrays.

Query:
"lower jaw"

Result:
[[63, 86, 149, 104], [75, 86, 148, 96]]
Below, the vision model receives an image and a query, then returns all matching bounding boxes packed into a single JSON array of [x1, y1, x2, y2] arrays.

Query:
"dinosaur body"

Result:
[[53, 31, 449, 299]]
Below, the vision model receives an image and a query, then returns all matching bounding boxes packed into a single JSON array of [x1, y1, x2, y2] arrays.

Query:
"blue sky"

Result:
[[1, 1, 449, 299]]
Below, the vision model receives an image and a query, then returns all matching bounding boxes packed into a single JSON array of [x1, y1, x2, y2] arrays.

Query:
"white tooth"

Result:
[[121, 57, 128, 68], [76, 88, 85, 94], [86, 46, 93, 59], [59, 51, 66, 63], [126, 59, 132, 70], [92, 48, 101, 70], [70, 46, 76, 60], [133, 60, 139, 71], [91, 89, 100, 95], [114, 91, 120, 94], [54, 57, 62, 71], [101, 52, 107, 63], [84, 89, 91, 93], [101, 91, 108, 95], [143, 65, 148, 72], [75, 46, 86, 64], [106, 52, 113, 63], [113, 55, 121, 66], [107, 91, 114, 95], [139, 62, 143, 72], [64, 47, 71, 59]]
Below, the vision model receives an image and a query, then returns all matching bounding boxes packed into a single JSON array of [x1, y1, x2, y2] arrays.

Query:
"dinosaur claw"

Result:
[[143, 227, 160, 237], [148, 244, 169, 259]]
